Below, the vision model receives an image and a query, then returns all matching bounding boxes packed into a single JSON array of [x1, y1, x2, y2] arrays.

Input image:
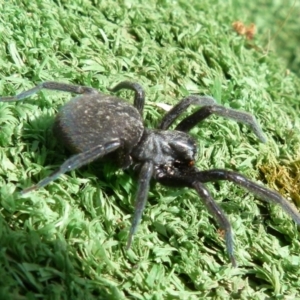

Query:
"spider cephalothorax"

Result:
[[1, 81, 300, 266]]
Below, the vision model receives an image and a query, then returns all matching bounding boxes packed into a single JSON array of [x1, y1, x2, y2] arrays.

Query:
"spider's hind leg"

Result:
[[21, 140, 121, 195], [0, 81, 99, 102], [108, 81, 145, 116]]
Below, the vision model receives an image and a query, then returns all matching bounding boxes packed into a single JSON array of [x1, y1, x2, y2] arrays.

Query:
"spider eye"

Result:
[[169, 136, 197, 162]]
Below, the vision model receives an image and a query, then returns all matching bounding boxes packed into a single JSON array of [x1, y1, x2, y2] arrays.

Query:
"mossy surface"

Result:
[[0, 0, 299, 299]]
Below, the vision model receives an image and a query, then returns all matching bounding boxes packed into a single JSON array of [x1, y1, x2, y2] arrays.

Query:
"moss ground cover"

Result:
[[0, 0, 299, 299]]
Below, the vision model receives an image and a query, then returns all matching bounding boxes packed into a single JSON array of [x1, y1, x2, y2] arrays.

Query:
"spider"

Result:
[[1, 81, 300, 267]]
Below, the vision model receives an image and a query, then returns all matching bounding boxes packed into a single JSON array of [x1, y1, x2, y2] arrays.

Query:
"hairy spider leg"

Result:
[[157, 168, 300, 266], [159, 95, 267, 143], [192, 181, 237, 267], [193, 169, 300, 265], [155, 169, 237, 266], [126, 161, 154, 249], [21, 140, 121, 194], [159, 95, 216, 130], [0, 81, 99, 102], [108, 81, 145, 115], [176, 105, 266, 143], [196, 169, 300, 225]]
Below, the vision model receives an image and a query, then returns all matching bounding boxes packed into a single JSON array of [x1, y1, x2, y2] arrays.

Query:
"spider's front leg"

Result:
[[0, 81, 98, 102], [159, 95, 266, 143], [192, 169, 300, 266], [159, 95, 216, 130], [156, 165, 300, 266], [175, 105, 266, 142], [196, 169, 300, 225], [155, 168, 237, 266], [193, 181, 237, 267], [21, 140, 121, 194], [108, 81, 145, 116], [126, 161, 154, 249]]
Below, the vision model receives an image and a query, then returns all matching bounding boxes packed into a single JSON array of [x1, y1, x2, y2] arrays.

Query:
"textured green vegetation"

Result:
[[0, 0, 299, 299]]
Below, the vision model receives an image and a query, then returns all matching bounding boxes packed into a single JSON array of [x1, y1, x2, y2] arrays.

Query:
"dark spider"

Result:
[[1, 81, 300, 267]]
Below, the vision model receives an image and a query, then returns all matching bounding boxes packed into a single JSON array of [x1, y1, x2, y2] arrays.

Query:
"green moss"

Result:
[[0, 0, 299, 299]]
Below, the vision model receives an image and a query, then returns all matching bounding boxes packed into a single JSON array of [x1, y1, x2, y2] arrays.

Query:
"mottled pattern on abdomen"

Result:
[[53, 94, 144, 153]]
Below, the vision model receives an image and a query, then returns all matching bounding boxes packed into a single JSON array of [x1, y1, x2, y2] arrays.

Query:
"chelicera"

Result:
[[1, 81, 300, 266]]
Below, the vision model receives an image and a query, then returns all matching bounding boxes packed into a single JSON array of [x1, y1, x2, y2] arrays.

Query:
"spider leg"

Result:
[[175, 105, 266, 142], [159, 95, 216, 130], [126, 161, 154, 249], [0, 81, 98, 102], [155, 170, 237, 266], [21, 140, 121, 195], [195, 169, 300, 225], [156, 166, 300, 266], [193, 181, 237, 267], [158, 95, 266, 142], [108, 81, 145, 115]]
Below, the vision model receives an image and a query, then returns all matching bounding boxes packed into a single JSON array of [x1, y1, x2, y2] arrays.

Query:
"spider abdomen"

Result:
[[53, 93, 144, 154]]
